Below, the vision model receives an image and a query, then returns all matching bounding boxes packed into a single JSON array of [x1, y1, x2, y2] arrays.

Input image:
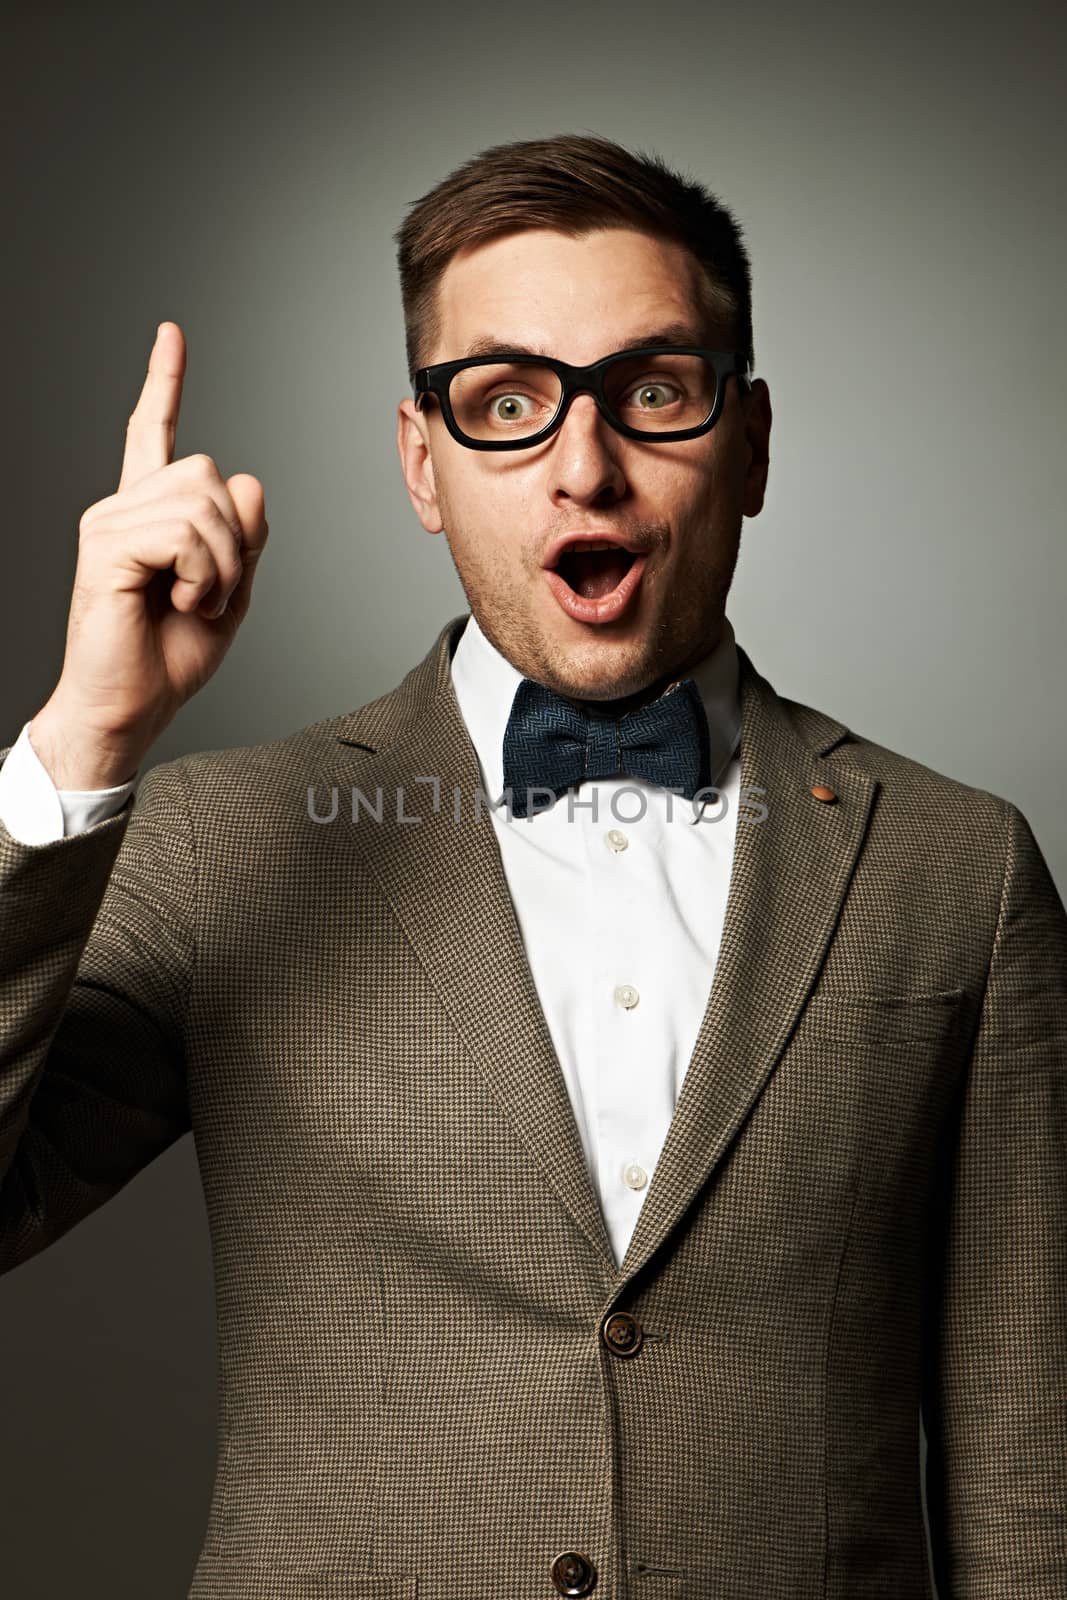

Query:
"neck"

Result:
[[564, 625, 722, 719], [568, 678, 678, 719]]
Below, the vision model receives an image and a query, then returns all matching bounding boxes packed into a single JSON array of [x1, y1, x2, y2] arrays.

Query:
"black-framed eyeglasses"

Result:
[[413, 345, 752, 451]]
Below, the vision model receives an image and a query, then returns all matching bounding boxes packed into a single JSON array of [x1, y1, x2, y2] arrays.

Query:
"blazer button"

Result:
[[810, 783, 837, 803], [601, 1310, 644, 1357], [550, 1549, 597, 1595]]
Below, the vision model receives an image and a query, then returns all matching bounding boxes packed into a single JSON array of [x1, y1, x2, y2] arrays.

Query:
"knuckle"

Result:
[[188, 451, 218, 478]]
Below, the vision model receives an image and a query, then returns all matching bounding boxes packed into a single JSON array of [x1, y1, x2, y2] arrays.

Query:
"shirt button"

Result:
[[623, 1163, 648, 1190], [605, 828, 629, 852], [614, 983, 639, 1009]]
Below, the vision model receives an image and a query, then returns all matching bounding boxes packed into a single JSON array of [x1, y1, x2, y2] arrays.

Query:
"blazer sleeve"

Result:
[[921, 798, 1067, 1597], [0, 749, 195, 1275]]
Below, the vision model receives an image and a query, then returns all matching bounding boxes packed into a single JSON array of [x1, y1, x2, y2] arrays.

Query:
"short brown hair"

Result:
[[393, 132, 755, 387]]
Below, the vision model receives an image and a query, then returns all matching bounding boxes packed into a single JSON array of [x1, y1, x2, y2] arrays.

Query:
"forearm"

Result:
[[0, 757, 193, 1273]]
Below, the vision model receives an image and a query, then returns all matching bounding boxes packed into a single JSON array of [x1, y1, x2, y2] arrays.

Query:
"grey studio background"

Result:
[[2, 0, 1064, 1594]]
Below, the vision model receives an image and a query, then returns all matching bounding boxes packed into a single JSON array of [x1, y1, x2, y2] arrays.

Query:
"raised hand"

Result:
[[28, 322, 270, 787]]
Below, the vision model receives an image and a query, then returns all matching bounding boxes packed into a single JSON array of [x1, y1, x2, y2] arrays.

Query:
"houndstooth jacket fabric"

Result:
[[1, 612, 1065, 1600]]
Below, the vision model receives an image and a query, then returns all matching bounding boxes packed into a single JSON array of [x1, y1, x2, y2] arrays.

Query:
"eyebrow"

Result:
[[457, 321, 707, 361]]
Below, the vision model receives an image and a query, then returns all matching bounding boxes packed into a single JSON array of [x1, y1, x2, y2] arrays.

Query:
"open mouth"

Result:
[[543, 537, 649, 624], [553, 542, 639, 600]]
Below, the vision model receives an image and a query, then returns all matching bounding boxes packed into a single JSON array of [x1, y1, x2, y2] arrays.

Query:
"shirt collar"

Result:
[[450, 608, 742, 808]]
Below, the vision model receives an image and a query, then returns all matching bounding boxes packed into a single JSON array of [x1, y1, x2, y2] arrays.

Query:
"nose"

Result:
[[549, 391, 626, 505]]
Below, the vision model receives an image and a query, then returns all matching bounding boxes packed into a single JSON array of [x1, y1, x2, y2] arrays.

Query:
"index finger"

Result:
[[118, 320, 187, 491]]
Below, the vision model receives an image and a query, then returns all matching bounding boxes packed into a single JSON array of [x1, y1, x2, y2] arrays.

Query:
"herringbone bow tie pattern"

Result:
[[500, 675, 712, 818]]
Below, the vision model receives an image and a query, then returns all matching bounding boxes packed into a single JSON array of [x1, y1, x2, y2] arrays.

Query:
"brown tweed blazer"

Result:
[[2, 612, 1065, 1600]]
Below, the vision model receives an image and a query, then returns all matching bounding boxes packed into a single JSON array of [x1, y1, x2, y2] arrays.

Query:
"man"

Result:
[[1, 132, 1064, 1599]]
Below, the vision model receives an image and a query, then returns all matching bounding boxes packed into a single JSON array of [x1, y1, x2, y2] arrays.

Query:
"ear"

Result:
[[397, 398, 444, 534], [740, 378, 772, 518]]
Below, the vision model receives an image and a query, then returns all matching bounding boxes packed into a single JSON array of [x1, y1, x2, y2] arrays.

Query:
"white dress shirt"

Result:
[[450, 612, 742, 1266], [0, 614, 743, 1266]]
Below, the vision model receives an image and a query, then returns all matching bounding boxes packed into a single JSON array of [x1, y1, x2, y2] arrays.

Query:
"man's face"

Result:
[[397, 226, 771, 706]]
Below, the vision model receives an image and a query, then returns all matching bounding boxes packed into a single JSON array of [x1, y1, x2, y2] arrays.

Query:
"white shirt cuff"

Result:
[[0, 721, 138, 845]]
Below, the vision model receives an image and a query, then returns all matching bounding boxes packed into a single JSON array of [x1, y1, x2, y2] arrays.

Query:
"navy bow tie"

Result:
[[500, 675, 712, 818]]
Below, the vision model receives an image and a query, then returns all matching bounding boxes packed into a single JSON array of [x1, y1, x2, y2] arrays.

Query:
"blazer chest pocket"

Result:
[[790, 985, 969, 1048], [779, 988, 972, 1161], [188, 1555, 418, 1599]]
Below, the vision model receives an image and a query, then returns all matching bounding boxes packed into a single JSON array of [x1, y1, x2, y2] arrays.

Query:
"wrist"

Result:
[[27, 701, 148, 790]]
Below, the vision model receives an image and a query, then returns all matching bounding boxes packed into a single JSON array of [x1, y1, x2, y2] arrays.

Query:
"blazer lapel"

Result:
[[317, 616, 879, 1293], [317, 615, 620, 1280], [616, 643, 879, 1282]]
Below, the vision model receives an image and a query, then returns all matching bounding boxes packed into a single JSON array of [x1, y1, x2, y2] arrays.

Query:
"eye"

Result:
[[487, 391, 538, 422], [625, 380, 682, 411]]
